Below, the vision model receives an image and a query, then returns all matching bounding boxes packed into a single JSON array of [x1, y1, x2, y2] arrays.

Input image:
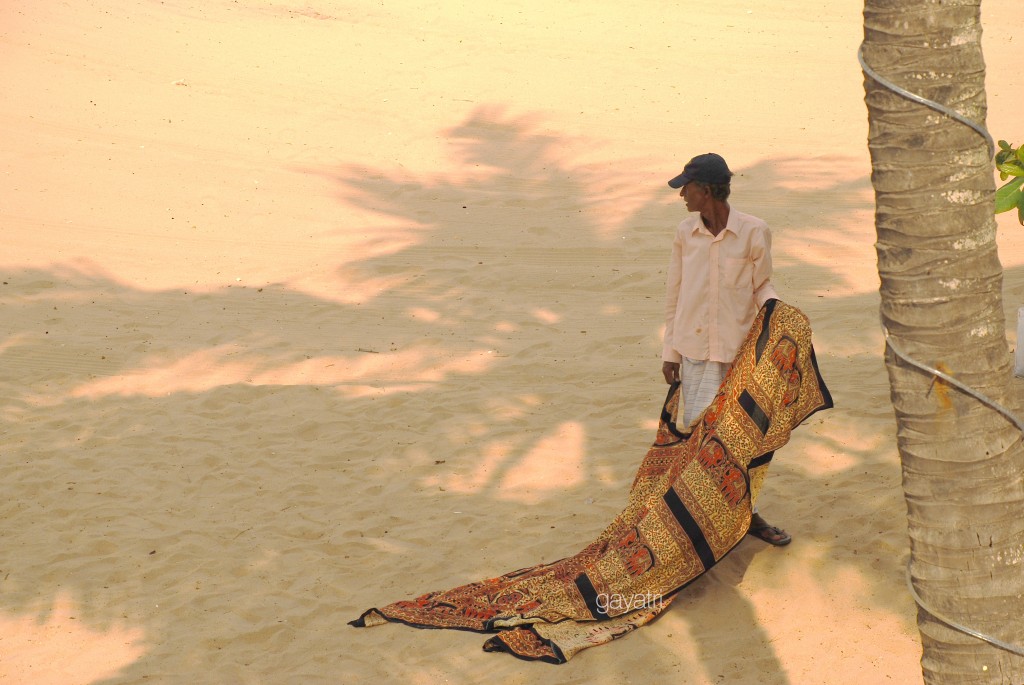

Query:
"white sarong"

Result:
[[681, 357, 729, 429]]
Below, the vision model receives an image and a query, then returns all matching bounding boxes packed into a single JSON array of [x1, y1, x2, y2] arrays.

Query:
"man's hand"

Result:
[[662, 361, 680, 384]]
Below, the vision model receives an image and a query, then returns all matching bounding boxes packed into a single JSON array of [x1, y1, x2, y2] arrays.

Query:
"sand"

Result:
[[2, 1, 1023, 683]]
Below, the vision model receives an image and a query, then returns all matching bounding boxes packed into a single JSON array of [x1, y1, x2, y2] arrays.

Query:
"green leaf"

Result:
[[1018, 201, 1024, 226], [998, 162, 1024, 177], [1017, 146, 1024, 165], [995, 177, 1024, 213], [999, 139, 1012, 150]]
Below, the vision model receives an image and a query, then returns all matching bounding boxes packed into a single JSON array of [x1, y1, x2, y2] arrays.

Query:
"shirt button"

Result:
[[696, 327, 703, 333]]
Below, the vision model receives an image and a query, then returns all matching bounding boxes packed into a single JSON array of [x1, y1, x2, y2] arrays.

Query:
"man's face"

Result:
[[679, 182, 708, 213]]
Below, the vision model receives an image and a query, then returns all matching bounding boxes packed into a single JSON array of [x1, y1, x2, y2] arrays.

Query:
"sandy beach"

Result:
[[3, 1, 1024, 683]]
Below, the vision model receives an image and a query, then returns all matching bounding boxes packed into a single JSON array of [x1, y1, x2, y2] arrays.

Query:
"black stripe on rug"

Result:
[[739, 390, 770, 435], [663, 487, 716, 571], [755, 298, 779, 362], [574, 573, 609, 620], [748, 451, 775, 469]]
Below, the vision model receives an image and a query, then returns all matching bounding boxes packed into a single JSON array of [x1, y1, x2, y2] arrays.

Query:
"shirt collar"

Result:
[[690, 212, 737, 238]]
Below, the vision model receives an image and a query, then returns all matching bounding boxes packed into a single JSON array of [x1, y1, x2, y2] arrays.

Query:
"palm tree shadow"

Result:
[[313, 104, 655, 502], [324, 107, 878, 681], [0, 105, 929, 684]]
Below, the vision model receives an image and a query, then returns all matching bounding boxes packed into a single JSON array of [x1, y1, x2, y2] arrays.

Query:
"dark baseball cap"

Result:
[[667, 153, 733, 188]]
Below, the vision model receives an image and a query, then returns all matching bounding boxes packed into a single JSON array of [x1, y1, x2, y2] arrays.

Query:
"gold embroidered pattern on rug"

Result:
[[351, 300, 833, 663]]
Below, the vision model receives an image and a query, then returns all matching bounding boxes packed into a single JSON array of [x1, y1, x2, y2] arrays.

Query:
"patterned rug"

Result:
[[350, 299, 833, 662]]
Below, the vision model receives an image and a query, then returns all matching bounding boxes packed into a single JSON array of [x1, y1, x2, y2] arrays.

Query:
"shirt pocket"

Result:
[[722, 257, 753, 290]]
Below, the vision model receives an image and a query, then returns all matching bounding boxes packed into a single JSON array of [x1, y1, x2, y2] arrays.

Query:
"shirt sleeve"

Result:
[[751, 224, 779, 308], [663, 226, 684, 363]]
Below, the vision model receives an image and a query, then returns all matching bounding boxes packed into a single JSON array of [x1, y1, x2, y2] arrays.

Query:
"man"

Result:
[[661, 152, 791, 546]]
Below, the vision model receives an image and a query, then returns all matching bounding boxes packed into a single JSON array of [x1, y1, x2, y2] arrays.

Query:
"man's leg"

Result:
[[748, 510, 791, 546]]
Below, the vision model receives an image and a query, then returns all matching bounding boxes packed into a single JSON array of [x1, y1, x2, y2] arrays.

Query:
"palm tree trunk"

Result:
[[862, 0, 1024, 682]]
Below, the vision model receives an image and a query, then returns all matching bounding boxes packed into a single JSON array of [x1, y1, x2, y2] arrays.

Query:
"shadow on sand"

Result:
[[1, 106, 967, 683]]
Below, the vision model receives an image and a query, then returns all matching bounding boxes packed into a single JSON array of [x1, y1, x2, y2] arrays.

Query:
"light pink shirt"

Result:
[[663, 208, 779, 364]]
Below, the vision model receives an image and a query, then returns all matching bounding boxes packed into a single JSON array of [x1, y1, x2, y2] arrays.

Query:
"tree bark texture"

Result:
[[863, 0, 1024, 683]]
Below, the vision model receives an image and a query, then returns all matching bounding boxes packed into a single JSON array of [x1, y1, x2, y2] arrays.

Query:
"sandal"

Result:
[[747, 524, 792, 546]]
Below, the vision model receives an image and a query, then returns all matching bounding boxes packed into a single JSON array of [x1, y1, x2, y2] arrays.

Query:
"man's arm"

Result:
[[662, 227, 684, 383], [751, 224, 779, 307]]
